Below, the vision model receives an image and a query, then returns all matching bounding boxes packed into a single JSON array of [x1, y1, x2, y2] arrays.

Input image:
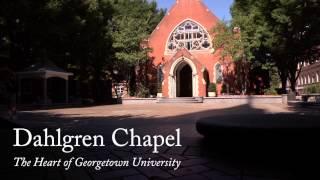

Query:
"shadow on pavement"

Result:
[[4, 102, 320, 180]]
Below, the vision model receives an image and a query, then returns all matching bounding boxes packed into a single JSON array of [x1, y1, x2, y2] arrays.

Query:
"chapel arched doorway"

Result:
[[168, 57, 198, 98], [176, 64, 193, 97]]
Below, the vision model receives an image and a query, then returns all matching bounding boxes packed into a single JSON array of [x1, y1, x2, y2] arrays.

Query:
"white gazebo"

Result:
[[17, 62, 73, 105]]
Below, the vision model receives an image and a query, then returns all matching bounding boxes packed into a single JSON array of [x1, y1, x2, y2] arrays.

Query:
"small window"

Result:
[[115, 84, 125, 96]]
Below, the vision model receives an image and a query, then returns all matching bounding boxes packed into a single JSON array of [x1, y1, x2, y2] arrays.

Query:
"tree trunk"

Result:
[[288, 61, 299, 93], [289, 72, 297, 93], [128, 66, 136, 96], [289, 77, 296, 93], [279, 72, 288, 94], [276, 57, 289, 94]]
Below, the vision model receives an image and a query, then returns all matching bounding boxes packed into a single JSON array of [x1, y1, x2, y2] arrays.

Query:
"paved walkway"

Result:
[[5, 103, 320, 180]]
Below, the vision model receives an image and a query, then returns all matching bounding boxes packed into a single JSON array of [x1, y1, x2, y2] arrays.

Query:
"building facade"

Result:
[[147, 0, 233, 98], [296, 60, 320, 94]]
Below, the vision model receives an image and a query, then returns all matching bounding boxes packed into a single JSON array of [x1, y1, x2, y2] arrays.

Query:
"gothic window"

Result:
[[215, 64, 223, 83], [167, 20, 211, 52], [299, 78, 302, 85], [157, 65, 163, 83], [304, 76, 307, 84], [312, 74, 316, 83]]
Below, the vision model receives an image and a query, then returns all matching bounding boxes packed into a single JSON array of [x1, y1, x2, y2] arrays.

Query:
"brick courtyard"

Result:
[[4, 103, 320, 180]]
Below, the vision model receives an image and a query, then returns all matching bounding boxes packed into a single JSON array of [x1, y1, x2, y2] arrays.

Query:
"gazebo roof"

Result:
[[24, 61, 67, 72], [17, 61, 73, 80]]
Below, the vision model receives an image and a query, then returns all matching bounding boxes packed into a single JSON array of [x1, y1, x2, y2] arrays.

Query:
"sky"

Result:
[[156, 0, 234, 21]]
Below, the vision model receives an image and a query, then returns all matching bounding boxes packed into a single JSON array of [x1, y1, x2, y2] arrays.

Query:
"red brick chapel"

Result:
[[147, 0, 234, 98]]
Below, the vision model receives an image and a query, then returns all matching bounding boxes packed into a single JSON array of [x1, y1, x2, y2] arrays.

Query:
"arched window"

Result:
[[304, 76, 307, 84], [167, 20, 211, 52], [157, 65, 163, 90], [215, 63, 223, 83], [312, 74, 316, 84]]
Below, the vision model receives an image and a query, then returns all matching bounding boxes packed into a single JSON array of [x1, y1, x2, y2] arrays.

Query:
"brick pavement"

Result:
[[5, 103, 320, 180]]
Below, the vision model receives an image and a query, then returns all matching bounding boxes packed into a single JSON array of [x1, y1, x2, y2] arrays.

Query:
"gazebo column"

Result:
[[17, 78, 21, 104], [65, 78, 69, 104], [43, 78, 47, 105]]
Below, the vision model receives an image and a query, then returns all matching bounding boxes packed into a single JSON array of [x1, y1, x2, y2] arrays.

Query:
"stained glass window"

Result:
[[167, 20, 211, 52], [215, 64, 223, 83]]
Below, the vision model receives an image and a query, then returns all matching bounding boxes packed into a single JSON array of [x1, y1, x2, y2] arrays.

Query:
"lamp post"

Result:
[[112, 69, 121, 100], [113, 69, 119, 75]]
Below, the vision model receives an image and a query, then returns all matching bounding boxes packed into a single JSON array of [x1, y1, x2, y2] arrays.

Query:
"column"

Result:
[[65, 78, 69, 104], [43, 78, 47, 105], [17, 77, 21, 104]]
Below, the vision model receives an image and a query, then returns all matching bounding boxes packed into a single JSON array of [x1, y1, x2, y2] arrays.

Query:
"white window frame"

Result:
[[166, 19, 212, 54]]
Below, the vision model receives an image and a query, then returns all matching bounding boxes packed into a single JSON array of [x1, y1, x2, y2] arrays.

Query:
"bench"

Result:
[[301, 94, 320, 103]]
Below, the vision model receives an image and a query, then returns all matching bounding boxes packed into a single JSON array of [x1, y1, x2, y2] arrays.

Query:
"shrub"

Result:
[[136, 84, 150, 98], [208, 83, 217, 92], [221, 83, 227, 94], [303, 83, 320, 94], [264, 88, 278, 95]]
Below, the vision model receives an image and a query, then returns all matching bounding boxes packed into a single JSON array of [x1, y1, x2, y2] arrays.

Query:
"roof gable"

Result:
[[148, 0, 220, 64]]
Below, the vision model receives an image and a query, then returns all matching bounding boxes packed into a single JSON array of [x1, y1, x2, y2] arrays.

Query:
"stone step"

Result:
[[157, 97, 203, 103]]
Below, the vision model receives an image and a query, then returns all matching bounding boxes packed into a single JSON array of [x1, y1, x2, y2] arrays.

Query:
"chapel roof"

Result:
[[149, 0, 219, 39], [148, 0, 220, 65]]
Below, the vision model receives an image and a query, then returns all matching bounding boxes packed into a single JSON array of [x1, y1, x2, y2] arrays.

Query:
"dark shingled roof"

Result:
[[24, 61, 67, 73]]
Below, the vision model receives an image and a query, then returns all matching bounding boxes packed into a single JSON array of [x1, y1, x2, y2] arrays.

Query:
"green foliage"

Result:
[[264, 66, 280, 95], [208, 83, 217, 92], [231, 0, 320, 92], [221, 84, 227, 94], [109, 0, 165, 97], [212, 22, 250, 94], [212, 22, 245, 62], [136, 83, 150, 98], [0, 0, 114, 77], [264, 88, 278, 95], [303, 83, 320, 94], [110, 0, 165, 66], [0, 0, 165, 100]]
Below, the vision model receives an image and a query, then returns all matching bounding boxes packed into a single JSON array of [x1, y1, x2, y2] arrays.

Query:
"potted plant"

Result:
[[208, 83, 217, 97]]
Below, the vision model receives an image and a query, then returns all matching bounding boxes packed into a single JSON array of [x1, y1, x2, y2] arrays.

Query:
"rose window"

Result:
[[167, 20, 211, 52]]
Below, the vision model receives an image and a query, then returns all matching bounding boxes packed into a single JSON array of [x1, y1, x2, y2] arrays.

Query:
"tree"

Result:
[[275, 0, 320, 91], [44, 0, 115, 102], [0, 0, 164, 101], [231, 0, 320, 93], [109, 0, 165, 96], [212, 22, 250, 94], [0, 0, 115, 102]]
